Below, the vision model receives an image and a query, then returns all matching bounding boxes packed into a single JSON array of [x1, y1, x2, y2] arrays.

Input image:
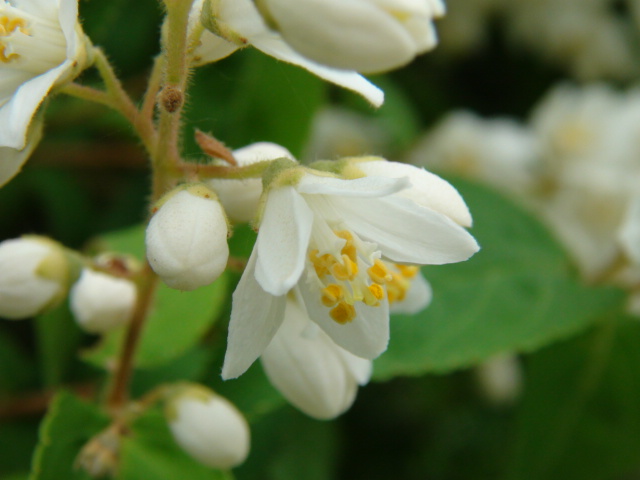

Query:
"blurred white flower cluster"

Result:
[[438, 0, 640, 81], [411, 82, 640, 314]]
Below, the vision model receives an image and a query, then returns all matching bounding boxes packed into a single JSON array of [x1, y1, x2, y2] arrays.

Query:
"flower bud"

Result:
[[207, 142, 295, 223], [166, 384, 250, 469], [70, 269, 137, 334], [0, 236, 70, 319], [254, 0, 445, 73], [260, 297, 372, 420], [146, 185, 229, 291]]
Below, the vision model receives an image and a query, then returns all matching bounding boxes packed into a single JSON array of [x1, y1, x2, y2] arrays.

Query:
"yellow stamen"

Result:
[[368, 259, 393, 284], [321, 284, 343, 307], [330, 302, 356, 324], [397, 264, 419, 279]]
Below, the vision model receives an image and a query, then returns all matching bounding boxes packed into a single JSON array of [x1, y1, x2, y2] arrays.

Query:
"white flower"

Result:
[[0, 236, 69, 319], [619, 196, 640, 266], [146, 184, 229, 291], [407, 110, 540, 197], [70, 269, 137, 334], [222, 159, 479, 379], [191, 0, 384, 107], [208, 142, 294, 224], [261, 295, 372, 420], [166, 384, 250, 470], [0, 0, 90, 150], [253, 0, 445, 73]]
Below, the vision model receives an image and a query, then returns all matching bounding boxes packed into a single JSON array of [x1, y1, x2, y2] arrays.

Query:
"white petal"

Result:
[[0, 62, 67, 149], [255, 186, 314, 296], [250, 32, 384, 107], [620, 195, 640, 264], [356, 160, 473, 227], [335, 348, 372, 386], [297, 171, 409, 197], [222, 250, 286, 379], [389, 271, 432, 315], [0, 116, 43, 187], [298, 276, 390, 359], [192, 31, 239, 66], [261, 298, 360, 419], [331, 195, 479, 264]]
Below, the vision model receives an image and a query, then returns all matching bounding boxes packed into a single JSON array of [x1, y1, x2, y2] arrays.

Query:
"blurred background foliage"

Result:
[[1, 0, 639, 479]]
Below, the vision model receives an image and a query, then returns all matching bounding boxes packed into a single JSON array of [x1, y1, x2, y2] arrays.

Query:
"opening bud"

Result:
[[165, 383, 250, 469], [146, 184, 229, 290], [70, 269, 137, 334], [0, 236, 71, 319], [207, 142, 295, 223], [261, 297, 372, 420]]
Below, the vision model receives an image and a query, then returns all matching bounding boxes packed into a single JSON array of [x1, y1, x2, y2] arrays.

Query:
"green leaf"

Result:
[[29, 391, 109, 480], [507, 318, 640, 480], [90, 224, 146, 261], [118, 410, 233, 480], [373, 181, 626, 379], [235, 408, 337, 480], [83, 274, 229, 369], [35, 304, 84, 387]]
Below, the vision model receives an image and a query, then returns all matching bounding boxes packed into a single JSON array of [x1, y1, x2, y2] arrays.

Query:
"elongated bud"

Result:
[[70, 269, 137, 334], [166, 384, 250, 469], [146, 184, 229, 290], [0, 236, 71, 319], [261, 298, 372, 420], [207, 142, 295, 223]]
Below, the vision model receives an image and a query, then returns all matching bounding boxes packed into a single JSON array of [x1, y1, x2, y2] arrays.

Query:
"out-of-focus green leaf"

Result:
[[83, 274, 229, 369], [235, 408, 337, 480], [118, 410, 233, 480], [374, 181, 626, 379], [209, 362, 285, 422], [35, 304, 84, 387], [184, 49, 326, 158], [0, 328, 36, 392], [0, 420, 40, 477], [90, 224, 146, 261], [29, 391, 109, 480], [507, 318, 640, 480]]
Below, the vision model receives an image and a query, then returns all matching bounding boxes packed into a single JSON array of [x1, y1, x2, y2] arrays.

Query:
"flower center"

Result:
[[0, 13, 29, 62], [308, 229, 419, 325], [0, 4, 67, 74]]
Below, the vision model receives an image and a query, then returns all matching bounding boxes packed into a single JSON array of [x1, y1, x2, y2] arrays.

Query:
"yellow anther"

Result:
[[309, 249, 335, 278], [0, 16, 28, 35], [335, 230, 357, 262], [334, 230, 353, 242], [387, 273, 410, 304], [397, 264, 419, 279], [330, 301, 356, 324], [0, 44, 18, 63], [321, 284, 344, 307], [369, 283, 385, 300], [368, 259, 393, 284]]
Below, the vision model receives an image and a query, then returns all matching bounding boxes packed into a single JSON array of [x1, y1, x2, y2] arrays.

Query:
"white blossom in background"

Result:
[[208, 142, 295, 224], [504, 0, 638, 81], [166, 384, 250, 469], [530, 84, 640, 280], [620, 196, 640, 266], [191, 0, 384, 107], [0, 236, 69, 319], [252, 0, 445, 73], [146, 184, 229, 291], [261, 296, 372, 419], [475, 353, 523, 406], [435, 0, 503, 55], [0, 0, 91, 150], [222, 159, 479, 379], [407, 110, 540, 197], [70, 269, 137, 334], [303, 107, 392, 162]]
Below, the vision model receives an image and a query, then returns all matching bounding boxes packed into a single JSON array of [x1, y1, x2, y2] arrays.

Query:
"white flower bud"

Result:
[[0, 236, 69, 319], [255, 0, 444, 73], [166, 384, 250, 470], [70, 269, 137, 334], [475, 354, 522, 406], [146, 185, 229, 291], [261, 297, 372, 420], [207, 142, 295, 224]]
